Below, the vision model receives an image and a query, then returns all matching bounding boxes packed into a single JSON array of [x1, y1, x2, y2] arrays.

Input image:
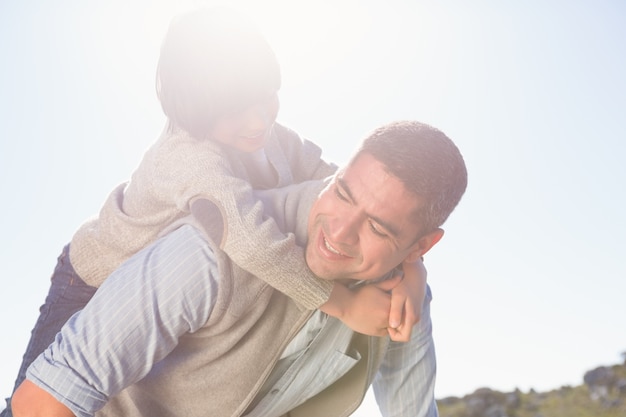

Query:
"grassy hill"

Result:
[[437, 358, 626, 417]]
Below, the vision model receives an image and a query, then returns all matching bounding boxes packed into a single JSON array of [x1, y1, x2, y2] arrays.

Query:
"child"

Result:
[[2, 7, 426, 416]]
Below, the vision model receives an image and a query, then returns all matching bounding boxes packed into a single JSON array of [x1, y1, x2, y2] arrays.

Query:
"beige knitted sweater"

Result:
[[69, 123, 337, 308]]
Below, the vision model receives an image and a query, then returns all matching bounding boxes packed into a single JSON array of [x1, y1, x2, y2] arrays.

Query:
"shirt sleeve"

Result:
[[25, 225, 219, 417], [372, 285, 439, 417]]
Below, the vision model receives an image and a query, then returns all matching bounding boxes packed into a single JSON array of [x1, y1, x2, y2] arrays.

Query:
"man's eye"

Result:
[[368, 220, 388, 237], [334, 187, 349, 202]]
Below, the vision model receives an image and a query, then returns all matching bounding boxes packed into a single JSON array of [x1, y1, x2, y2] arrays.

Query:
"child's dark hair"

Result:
[[156, 7, 281, 140]]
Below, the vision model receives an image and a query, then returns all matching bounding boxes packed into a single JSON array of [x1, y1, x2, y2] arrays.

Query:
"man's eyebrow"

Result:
[[337, 177, 354, 201], [337, 177, 401, 238]]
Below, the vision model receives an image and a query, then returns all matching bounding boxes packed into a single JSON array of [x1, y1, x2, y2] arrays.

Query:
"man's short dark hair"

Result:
[[354, 120, 468, 236]]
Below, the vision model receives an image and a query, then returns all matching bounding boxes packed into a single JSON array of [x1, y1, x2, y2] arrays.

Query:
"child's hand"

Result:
[[378, 258, 427, 342], [320, 278, 401, 336]]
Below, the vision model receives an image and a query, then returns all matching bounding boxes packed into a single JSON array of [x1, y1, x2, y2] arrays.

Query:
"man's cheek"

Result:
[[315, 194, 335, 213]]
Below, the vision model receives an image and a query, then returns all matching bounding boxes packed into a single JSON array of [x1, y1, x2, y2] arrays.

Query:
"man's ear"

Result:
[[404, 228, 445, 262]]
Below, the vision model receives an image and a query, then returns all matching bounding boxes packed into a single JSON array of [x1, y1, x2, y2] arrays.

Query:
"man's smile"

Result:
[[317, 228, 351, 260], [324, 237, 342, 255], [316, 228, 354, 260]]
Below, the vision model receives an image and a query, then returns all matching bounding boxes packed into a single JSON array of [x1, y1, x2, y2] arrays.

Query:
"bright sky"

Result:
[[1, 1, 625, 416]]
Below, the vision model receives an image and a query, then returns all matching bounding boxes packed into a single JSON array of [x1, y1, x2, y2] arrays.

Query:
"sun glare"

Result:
[[221, 0, 373, 87], [108, 0, 379, 91]]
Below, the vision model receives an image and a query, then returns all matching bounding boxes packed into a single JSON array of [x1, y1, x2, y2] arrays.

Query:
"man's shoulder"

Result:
[[152, 223, 216, 262], [159, 214, 222, 259]]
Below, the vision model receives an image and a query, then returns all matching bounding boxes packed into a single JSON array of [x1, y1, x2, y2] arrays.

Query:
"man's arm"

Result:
[[13, 225, 219, 417], [13, 380, 74, 417], [372, 285, 438, 417]]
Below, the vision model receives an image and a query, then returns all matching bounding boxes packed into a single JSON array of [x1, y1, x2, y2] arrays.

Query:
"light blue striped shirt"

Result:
[[27, 224, 437, 417]]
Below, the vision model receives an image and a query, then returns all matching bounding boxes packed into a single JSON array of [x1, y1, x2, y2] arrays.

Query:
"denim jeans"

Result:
[[1, 244, 97, 417]]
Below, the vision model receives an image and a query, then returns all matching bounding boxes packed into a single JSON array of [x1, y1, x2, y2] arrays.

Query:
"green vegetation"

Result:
[[437, 359, 626, 417]]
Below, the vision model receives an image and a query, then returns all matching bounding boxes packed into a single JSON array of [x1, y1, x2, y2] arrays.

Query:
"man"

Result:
[[13, 120, 468, 417]]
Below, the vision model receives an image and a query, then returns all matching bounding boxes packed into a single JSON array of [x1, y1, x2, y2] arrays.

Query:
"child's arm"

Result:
[[385, 258, 427, 342], [189, 171, 334, 309], [323, 261, 427, 341], [272, 123, 338, 182], [156, 135, 333, 309], [319, 281, 398, 337], [318, 272, 408, 337]]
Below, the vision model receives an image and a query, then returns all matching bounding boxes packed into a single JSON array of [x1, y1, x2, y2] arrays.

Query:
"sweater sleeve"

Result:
[[251, 180, 328, 248], [158, 134, 333, 309], [273, 123, 338, 182]]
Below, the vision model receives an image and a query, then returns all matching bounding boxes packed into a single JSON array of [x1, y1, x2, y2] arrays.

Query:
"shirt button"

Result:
[[270, 389, 280, 395]]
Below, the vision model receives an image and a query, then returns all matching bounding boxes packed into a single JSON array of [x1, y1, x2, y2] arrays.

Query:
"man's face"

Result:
[[306, 152, 428, 282]]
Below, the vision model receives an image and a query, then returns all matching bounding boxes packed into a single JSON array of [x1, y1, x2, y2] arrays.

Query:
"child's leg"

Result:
[[1, 244, 97, 417]]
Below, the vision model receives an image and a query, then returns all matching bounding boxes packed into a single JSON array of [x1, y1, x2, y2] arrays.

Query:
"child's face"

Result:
[[210, 92, 280, 153]]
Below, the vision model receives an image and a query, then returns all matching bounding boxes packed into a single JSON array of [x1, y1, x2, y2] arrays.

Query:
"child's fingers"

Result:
[[387, 323, 412, 342], [373, 273, 402, 292], [403, 298, 421, 328], [388, 292, 405, 330]]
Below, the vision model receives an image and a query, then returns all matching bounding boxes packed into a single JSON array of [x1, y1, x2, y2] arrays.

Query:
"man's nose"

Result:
[[327, 211, 361, 246]]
